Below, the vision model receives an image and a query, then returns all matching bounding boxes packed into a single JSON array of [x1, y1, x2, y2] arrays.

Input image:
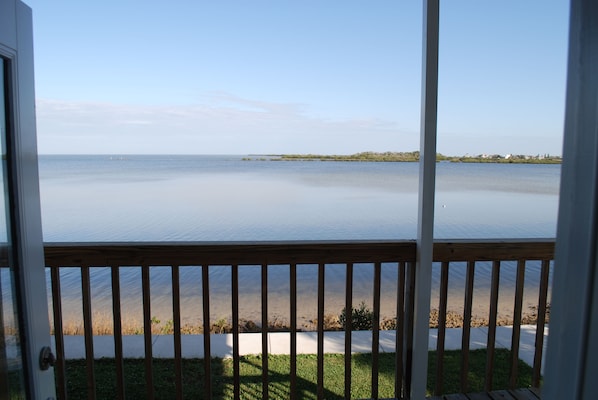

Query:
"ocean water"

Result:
[[37, 155, 560, 328]]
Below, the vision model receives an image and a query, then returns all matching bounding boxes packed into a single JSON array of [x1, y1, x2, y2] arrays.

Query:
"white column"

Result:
[[411, 0, 439, 398], [544, 0, 598, 398]]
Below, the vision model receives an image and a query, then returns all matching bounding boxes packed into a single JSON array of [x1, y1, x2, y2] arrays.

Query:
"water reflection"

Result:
[[39, 156, 559, 242]]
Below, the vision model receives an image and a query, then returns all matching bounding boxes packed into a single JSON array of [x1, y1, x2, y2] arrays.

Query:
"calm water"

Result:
[[39, 154, 559, 241], [35, 155, 560, 327]]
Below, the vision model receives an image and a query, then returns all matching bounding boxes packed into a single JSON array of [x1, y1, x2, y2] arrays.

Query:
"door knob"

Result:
[[39, 346, 56, 371]]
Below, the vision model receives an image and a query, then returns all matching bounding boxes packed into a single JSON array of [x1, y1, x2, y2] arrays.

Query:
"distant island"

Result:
[[243, 151, 562, 164]]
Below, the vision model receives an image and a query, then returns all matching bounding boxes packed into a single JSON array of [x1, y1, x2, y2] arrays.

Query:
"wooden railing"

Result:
[[44, 239, 553, 400], [432, 240, 553, 397]]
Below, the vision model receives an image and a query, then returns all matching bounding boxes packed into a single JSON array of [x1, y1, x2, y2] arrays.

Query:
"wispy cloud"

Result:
[[35, 95, 411, 154]]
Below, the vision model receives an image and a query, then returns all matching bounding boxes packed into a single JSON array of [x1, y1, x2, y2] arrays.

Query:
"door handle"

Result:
[[39, 346, 56, 370]]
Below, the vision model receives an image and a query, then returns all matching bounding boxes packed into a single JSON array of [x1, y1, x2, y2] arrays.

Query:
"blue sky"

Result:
[[26, 1, 569, 155]]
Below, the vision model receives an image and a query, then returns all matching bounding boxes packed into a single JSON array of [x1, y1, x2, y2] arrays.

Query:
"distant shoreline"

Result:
[[243, 151, 562, 164]]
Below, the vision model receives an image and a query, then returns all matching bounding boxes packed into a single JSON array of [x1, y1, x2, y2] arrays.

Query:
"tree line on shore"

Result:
[[243, 151, 562, 164]]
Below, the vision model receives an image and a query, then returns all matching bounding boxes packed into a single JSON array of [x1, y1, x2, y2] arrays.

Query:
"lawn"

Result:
[[61, 349, 535, 399]]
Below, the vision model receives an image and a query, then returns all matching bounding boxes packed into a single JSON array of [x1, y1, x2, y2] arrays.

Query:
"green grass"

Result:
[[60, 349, 536, 399]]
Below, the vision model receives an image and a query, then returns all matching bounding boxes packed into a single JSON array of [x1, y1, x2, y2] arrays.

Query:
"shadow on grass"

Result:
[[62, 349, 536, 399], [63, 356, 339, 400]]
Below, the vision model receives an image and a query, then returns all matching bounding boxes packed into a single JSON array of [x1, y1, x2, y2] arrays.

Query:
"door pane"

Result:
[[0, 58, 25, 399]]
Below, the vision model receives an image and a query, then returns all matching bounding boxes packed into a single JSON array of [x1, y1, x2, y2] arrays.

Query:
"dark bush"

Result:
[[339, 301, 374, 330]]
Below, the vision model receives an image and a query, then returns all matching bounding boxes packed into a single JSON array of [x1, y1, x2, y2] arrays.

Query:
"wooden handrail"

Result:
[[43, 239, 554, 266], [433, 239, 555, 261], [43, 240, 417, 266]]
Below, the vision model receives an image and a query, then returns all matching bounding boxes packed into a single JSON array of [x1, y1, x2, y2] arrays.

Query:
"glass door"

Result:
[[0, 1, 56, 398], [0, 56, 25, 400]]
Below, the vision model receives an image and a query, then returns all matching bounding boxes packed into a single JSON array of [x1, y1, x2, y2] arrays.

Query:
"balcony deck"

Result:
[[44, 239, 553, 399]]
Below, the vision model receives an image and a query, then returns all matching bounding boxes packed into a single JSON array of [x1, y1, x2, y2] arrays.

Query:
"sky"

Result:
[[25, 1, 570, 156]]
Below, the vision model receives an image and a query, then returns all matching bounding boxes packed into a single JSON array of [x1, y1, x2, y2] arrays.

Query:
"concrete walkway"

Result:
[[51, 325, 548, 370]]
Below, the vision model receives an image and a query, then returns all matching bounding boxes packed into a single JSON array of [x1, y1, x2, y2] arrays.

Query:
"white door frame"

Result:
[[544, 0, 598, 398]]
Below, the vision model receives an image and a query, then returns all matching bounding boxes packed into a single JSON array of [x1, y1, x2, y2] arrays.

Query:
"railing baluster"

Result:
[[141, 265, 154, 400], [81, 266, 96, 400], [201, 264, 212, 399], [485, 260, 501, 391], [510, 259, 526, 389], [290, 263, 297, 400], [171, 265, 183, 400], [345, 262, 353, 400], [372, 262, 381, 399], [533, 259, 550, 387], [232, 264, 240, 400], [50, 266, 67, 400], [261, 263, 269, 398], [460, 260, 475, 393], [395, 261, 405, 399], [111, 265, 125, 400], [403, 262, 416, 396], [435, 261, 449, 396], [317, 262, 325, 400]]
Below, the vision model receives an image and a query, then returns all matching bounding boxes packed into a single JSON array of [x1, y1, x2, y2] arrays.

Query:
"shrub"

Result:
[[339, 301, 374, 331]]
